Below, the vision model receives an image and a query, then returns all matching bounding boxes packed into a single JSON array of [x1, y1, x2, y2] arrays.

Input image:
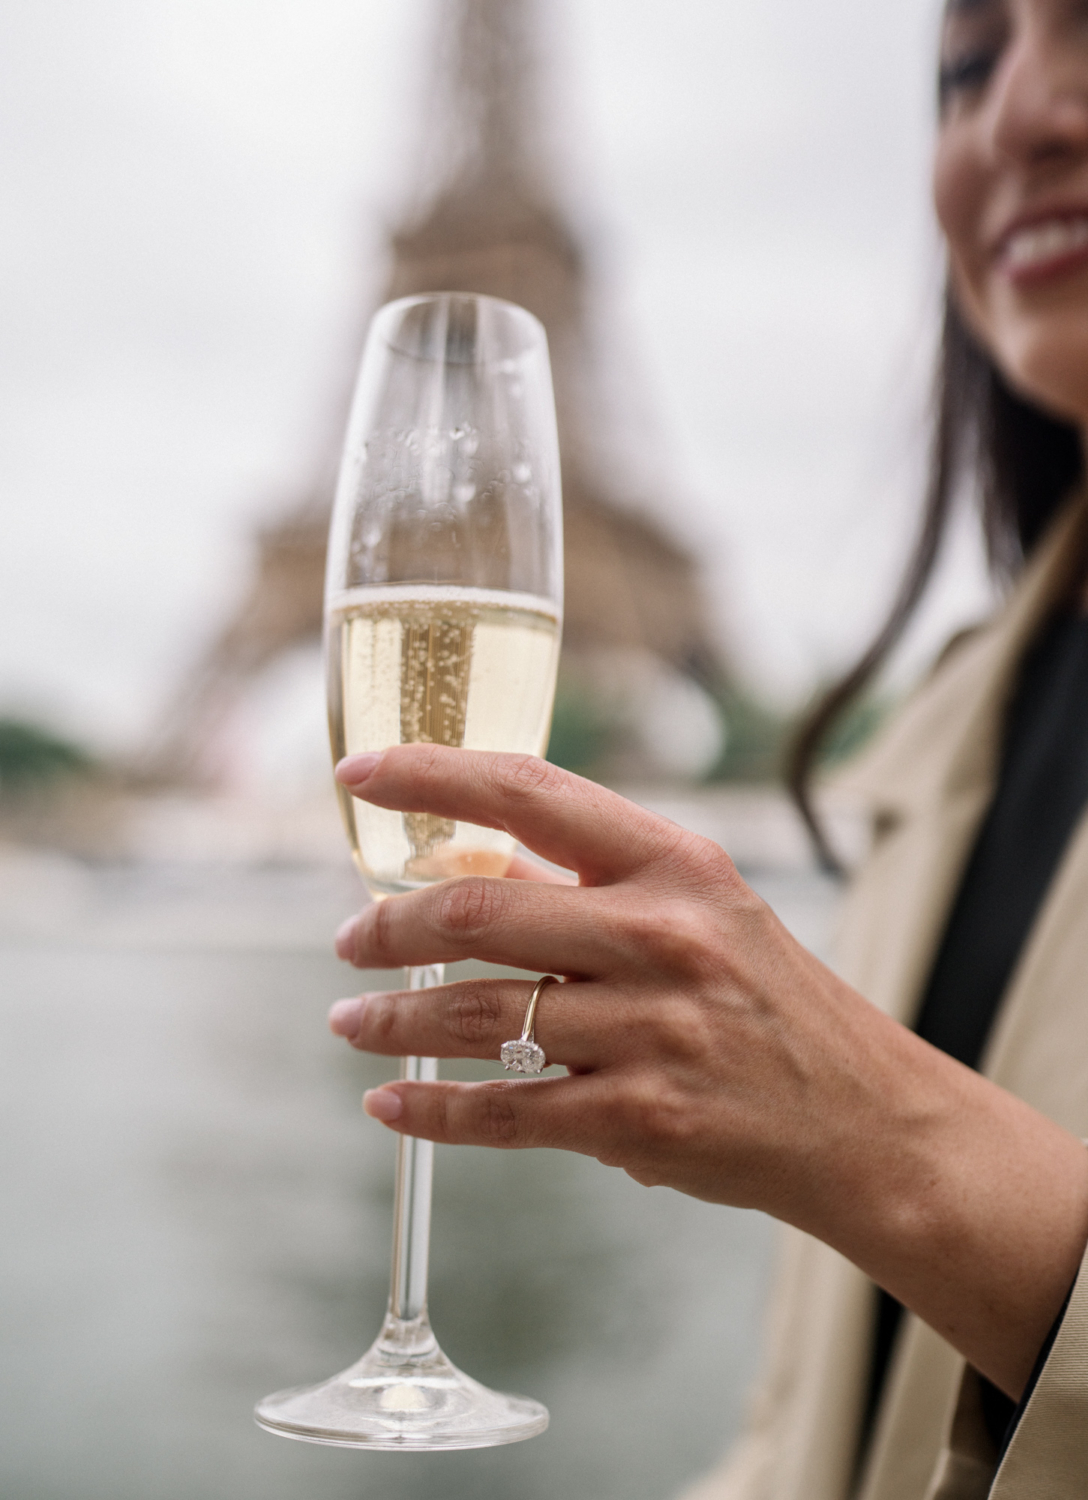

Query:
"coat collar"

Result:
[[833, 495, 1088, 825]]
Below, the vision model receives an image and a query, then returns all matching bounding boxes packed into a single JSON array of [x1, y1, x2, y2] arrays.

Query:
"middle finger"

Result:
[[329, 976, 607, 1070], [336, 876, 629, 975]]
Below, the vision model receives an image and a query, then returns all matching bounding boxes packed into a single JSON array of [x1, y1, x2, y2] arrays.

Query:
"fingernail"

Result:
[[363, 1088, 403, 1122], [336, 752, 382, 785], [329, 997, 364, 1040], [335, 917, 356, 958]]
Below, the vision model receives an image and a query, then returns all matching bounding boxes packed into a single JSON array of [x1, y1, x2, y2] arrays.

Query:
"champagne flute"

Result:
[[255, 293, 562, 1450]]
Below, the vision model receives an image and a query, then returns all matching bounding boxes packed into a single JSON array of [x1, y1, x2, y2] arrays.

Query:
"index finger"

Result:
[[334, 746, 693, 883]]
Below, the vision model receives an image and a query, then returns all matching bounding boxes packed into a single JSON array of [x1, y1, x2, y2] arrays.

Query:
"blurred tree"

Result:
[[0, 718, 95, 796], [815, 691, 890, 767], [708, 688, 788, 784], [705, 686, 890, 786], [546, 680, 617, 776]]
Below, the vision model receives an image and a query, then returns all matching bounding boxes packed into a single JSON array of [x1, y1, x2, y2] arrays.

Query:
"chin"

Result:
[[991, 315, 1088, 428]]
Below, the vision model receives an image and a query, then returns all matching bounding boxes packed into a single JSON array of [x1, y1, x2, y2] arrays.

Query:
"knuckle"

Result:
[[417, 742, 447, 779], [665, 904, 714, 958], [447, 985, 504, 1045], [686, 834, 739, 887], [646, 820, 745, 893], [502, 753, 561, 802], [655, 825, 738, 888], [433, 1086, 455, 1142], [650, 819, 701, 864], [475, 1082, 522, 1145], [611, 987, 685, 1064], [363, 991, 400, 1050], [620, 900, 714, 973], [629, 1075, 699, 1151], [729, 882, 769, 922], [715, 860, 766, 919], [433, 877, 505, 940], [640, 995, 707, 1057], [391, 740, 443, 776], [613, 902, 666, 956], [364, 897, 399, 967]]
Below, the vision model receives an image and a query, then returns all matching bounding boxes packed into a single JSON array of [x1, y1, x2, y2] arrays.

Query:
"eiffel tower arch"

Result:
[[148, 0, 727, 786]]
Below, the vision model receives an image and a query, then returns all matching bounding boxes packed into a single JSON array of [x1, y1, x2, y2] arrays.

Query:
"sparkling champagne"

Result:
[[327, 585, 561, 895]]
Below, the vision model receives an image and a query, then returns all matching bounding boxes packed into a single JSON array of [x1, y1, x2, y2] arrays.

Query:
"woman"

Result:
[[326, 2, 1088, 1494]]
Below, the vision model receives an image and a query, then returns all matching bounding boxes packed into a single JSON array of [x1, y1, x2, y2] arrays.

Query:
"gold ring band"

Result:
[[500, 975, 560, 1074]]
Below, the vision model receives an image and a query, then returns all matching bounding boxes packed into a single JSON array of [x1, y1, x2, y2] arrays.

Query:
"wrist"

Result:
[[795, 1013, 1088, 1396]]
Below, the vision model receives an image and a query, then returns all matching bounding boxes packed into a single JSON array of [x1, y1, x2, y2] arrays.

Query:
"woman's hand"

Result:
[[330, 745, 872, 1213], [329, 745, 1088, 1399]]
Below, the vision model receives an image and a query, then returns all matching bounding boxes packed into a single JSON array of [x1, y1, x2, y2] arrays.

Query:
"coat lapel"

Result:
[[982, 808, 1088, 1127], [833, 497, 1088, 1030]]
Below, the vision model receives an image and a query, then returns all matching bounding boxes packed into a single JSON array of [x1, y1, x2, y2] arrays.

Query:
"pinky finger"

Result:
[[362, 1073, 613, 1156]]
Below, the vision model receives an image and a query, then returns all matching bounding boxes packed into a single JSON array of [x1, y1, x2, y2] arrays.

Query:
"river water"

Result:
[[0, 831, 839, 1500]]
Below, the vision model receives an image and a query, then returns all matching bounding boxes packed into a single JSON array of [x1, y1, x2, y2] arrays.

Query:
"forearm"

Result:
[[797, 1012, 1088, 1399]]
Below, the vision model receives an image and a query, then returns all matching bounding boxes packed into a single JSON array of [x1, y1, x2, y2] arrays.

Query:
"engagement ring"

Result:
[[500, 975, 560, 1074]]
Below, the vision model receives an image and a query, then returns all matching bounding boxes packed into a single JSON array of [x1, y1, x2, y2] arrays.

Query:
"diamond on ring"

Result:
[[500, 1038, 547, 1074], [500, 975, 559, 1075]]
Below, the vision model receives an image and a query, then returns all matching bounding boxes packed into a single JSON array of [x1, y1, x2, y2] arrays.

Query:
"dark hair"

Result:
[[787, 292, 1084, 872]]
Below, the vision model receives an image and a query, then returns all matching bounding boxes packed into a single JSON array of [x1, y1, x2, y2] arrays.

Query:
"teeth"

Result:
[[1005, 216, 1088, 269]]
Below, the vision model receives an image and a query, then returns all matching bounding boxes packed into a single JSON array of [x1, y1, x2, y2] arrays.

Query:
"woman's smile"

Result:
[[934, 0, 1088, 417], [997, 203, 1088, 281]]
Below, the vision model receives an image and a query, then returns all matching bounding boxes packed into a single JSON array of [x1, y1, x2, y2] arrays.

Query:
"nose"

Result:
[[990, 25, 1088, 166]]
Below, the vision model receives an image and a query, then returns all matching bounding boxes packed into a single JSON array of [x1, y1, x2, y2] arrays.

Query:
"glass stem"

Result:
[[387, 964, 443, 1327]]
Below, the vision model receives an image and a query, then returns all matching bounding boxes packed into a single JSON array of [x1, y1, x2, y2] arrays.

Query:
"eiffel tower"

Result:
[[149, 0, 724, 784]]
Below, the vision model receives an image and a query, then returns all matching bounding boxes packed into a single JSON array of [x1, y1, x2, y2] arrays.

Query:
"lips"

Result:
[[998, 213, 1088, 282]]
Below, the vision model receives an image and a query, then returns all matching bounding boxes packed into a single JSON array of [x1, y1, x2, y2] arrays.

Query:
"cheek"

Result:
[[933, 128, 990, 323], [932, 138, 967, 248], [933, 127, 1088, 421]]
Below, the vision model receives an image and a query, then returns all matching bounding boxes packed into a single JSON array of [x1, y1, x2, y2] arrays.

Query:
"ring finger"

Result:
[[328, 976, 604, 1070]]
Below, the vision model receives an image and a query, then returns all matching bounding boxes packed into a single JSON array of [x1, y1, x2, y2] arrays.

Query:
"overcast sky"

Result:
[[0, 0, 992, 754]]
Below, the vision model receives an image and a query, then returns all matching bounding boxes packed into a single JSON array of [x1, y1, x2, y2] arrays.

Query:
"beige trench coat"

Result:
[[681, 499, 1088, 1500]]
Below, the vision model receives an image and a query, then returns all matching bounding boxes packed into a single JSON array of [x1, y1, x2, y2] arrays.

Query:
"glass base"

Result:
[[254, 1312, 549, 1451]]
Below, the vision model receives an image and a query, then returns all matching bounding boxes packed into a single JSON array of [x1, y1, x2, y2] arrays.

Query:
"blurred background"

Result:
[[0, 1, 997, 1497]]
